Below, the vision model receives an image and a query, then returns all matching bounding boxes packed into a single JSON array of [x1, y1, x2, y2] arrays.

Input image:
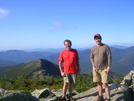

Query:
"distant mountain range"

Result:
[[0, 50, 54, 63], [0, 45, 134, 76], [13, 45, 129, 53], [110, 45, 128, 49], [0, 59, 60, 79]]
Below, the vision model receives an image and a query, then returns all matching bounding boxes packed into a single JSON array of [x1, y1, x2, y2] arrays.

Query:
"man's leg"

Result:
[[58, 82, 68, 101], [68, 83, 75, 101], [97, 82, 103, 96], [101, 69, 110, 100], [63, 82, 68, 96], [96, 82, 104, 101], [93, 68, 104, 101], [69, 83, 74, 97], [103, 83, 110, 99]]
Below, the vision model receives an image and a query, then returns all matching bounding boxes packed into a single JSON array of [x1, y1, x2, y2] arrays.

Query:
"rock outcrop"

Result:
[[51, 84, 132, 101], [0, 70, 134, 101], [32, 88, 57, 101], [120, 70, 134, 101], [0, 88, 39, 101]]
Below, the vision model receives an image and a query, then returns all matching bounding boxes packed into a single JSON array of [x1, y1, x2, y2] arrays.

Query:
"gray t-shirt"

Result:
[[90, 43, 112, 69]]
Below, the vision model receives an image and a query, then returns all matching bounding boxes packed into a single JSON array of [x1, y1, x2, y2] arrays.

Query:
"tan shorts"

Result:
[[93, 67, 109, 83], [63, 73, 77, 83]]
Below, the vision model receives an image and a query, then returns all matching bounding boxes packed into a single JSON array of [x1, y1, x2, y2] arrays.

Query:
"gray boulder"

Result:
[[32, 88, 57, 101], [0, 88, 39, 101]]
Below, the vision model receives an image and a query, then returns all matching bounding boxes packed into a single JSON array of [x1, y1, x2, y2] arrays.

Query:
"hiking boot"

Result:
[[62, 96, 66, 101], [96, 96, 104, 101], [58, 95, 68, 101], [68, 96, 75, 101], [65, 96, 69, 100]]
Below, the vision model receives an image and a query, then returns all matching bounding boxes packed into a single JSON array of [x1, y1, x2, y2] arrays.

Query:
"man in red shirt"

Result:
[[58, 39, 80, 101]]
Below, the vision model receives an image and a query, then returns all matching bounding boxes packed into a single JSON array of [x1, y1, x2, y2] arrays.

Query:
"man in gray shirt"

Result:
[[90, 34, 112, 101]]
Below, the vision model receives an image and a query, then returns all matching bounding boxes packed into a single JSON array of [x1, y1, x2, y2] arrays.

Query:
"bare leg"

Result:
[[103, 83, 110, 99], [69, 83, 74, 96], [63, 82, 68, 96], [97, 82, 103, 96]]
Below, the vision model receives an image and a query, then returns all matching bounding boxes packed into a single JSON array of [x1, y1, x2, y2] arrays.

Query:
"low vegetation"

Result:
[[0, 73, 123, 93]]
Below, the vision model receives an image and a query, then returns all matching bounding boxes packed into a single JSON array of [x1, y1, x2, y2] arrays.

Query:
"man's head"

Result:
[[64, 39, 72, 50], [94, 33, 102, 46], [94, 33, 102, 40]]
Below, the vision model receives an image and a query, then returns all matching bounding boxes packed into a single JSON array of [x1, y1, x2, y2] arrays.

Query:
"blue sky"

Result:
[[0, 0, 134, 50]]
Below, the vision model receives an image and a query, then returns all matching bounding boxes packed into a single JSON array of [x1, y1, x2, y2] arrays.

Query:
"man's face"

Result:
[[94, 37, 102, 45], [64, 41, 71, 49]]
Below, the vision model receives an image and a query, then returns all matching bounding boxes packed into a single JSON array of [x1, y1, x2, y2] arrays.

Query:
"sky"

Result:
[[0, 0, 134, 50]]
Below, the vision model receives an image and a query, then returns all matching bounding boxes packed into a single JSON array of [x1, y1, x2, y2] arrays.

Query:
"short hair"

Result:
[[64, 39, 72, 45]]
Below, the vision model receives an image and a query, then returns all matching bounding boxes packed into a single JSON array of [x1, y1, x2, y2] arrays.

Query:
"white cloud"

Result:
[[48, 21, 64, 32], [49, 21, 77, 32], [0, 8, 9, 19], [53, 21, 63, 27]]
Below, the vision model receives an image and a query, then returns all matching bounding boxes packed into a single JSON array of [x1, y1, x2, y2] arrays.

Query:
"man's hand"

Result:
[[105, 68, 110, 74], [92, 63, 95, 67], [61, 72, 66, 77]]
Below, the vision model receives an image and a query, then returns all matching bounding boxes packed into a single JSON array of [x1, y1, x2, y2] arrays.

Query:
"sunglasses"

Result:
[[94, 36, 101, 39]]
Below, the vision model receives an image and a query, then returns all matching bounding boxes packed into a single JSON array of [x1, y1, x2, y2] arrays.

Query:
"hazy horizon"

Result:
[[0, 43, 133, 52]]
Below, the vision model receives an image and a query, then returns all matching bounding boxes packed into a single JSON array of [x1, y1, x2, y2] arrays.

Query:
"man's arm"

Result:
[[106, 46, 112, 73], [76, 60, 80, 72], [107, 46, 112, 68], [90, 49, 95, 66], [59, 61, 65, 76]]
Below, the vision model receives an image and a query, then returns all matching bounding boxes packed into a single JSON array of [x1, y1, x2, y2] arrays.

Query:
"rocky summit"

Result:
[[0, 70, 134, 101]]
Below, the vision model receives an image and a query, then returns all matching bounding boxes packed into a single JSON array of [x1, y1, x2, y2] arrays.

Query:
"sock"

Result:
[[99, 95, 103, 97], [63, 93, 66, 97]]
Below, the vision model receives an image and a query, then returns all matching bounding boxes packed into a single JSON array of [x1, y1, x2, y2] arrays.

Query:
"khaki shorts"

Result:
[[93, 67, 109, 83], [63, 73, 77, 83]]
